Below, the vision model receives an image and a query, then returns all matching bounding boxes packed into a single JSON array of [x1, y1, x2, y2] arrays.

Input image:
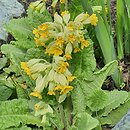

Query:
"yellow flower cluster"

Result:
[[33, 11, 98, 59], [21, 10, 98, 102], [90, 14, 98, 26]]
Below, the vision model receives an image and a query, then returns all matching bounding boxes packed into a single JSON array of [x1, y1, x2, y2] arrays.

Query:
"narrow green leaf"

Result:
[[116, 0, 124, 59]]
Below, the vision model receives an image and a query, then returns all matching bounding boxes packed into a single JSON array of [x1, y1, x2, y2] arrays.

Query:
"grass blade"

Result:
[[116, 0, 124, 59]]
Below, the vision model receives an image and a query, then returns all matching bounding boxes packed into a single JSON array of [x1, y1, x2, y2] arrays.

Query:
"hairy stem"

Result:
[[67, 96, 73, 125], [56, 95, 67, 130]]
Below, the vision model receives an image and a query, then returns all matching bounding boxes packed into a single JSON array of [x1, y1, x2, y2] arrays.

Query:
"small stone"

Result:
[[0, 0, 24, 40]]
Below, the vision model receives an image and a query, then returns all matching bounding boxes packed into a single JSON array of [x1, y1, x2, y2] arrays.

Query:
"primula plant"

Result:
[[0, 0, 130, 130], [21, 10, 97, 102]]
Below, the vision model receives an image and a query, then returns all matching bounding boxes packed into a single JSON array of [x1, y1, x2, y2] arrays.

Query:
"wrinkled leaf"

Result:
[[73, 112, 99, 130]]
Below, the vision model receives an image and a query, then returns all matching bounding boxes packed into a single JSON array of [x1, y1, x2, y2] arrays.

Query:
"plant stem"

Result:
[[56, 95, 67, 130], [67, 96, 72, 125], [58, 103, 67, 130]]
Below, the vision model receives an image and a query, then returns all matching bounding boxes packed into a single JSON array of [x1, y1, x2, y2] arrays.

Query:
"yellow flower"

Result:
[[84, 12, 89, 17], [90, 14, 98, 26], [67, 75, 76, 82], [21, 62, 27, 69], [50, 46, 63, 56], [68, 34, 76, 43], [47, 91, 55, 95], [60, 86, 73, 94], [21, 62, 32, 76], [55, 36, 65, 46], [74, 47, 80, 53], [30, 91, 42, 99], [40, 31, 49, 38], [33, 28, 39, 37], [80, 39, 89, 49], [64, 53, 72, 60], [67, 22, 74, 31], [60, 0, 65, 4], [61, 10, 69, 16], [57, 62, 69, 74], [38, 23, 48, 31], [34, 38, 40, 47], [40, 42, 45, 46], [54, 85, 63, 91], [35, 104, 41, 110]]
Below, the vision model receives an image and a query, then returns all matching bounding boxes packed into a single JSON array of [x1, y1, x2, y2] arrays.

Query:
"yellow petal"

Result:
[[60, 86, 73, 94], [30, 91, 42, 99], [47, 91, 55, 95], [54, 12, 63, 24], [67, 76, 76, 82]]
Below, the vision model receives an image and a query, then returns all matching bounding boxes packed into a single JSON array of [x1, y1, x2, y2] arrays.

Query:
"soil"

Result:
[[110, 0, 116, 27]]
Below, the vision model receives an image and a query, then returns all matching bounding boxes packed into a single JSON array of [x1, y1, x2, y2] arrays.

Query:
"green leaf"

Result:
[[27, 8, 52, 24], [11, 39, 35, 50], [0, 57, 7, 70], [125, 0, 130, 18], [72, 80, 86, 115], [73, 112, 99, 130], [0, 74, 15, 89], [72, 60, 117, 114], [81, 60, 118, 96], [25, 47, 50, 61], [101, 90, 128, 116], [69, 0, 83, 20], [71, 39, 96, 79], [99, 93, 130, 126], [0, 99, 43, 129], [6, 125, 31, 130], [50, 112, 64, 130], [116, 0, 124, 59], [1, 44, 25, 75], [16, 85, 29, 99], [6, 18, 34, 40], [1, 44, 25, 60], [87, 89, 108, 111], [0, 84, 12, 101]]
